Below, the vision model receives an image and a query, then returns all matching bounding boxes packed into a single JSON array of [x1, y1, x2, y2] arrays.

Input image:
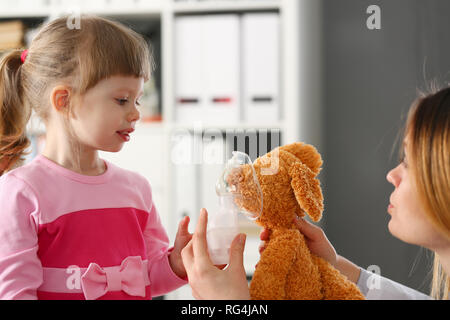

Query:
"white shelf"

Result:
[[1, 0, 323, 300], [0, 0, 166, 18], [135, 121, 166, 131], [173, 0, 280, 13], [169, 122, 284, 131], [0, 0, 51, 18], [135, 120, 284, 132], [0, 0, 281, 18]]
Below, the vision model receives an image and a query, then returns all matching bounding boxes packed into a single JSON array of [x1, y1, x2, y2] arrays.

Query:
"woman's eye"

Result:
[[401, 155, 408, 168]]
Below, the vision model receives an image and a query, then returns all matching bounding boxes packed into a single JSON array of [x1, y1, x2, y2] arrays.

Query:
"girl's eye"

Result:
[[116, 98, 141, 106], [116, 98, 128, 106]]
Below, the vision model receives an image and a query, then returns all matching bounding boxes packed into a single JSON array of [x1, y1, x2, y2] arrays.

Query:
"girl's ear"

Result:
[[50, 85, 71, 113], [288, 161, 323, 222]]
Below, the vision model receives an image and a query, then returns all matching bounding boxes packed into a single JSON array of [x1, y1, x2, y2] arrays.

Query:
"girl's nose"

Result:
[[386, 165, 401, 188], [128, 105, 140, 123]]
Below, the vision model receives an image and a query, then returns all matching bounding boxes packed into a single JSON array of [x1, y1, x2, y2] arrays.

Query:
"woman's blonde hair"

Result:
[[403, 86, 450, 300], [0, 15, 153, 174]]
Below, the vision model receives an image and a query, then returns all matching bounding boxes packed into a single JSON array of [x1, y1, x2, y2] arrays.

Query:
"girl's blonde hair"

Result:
[[403, 86, 450, 300], [0, 15, 152, 174]]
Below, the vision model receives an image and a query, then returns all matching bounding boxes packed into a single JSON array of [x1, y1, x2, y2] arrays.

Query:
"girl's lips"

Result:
[[116, 131, 130, 142], [116, 128, 134, 142], [388, 204, 394, 212]]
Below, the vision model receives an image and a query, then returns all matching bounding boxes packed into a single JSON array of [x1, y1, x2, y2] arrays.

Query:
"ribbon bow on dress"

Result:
[[81, 256, 147, 300]]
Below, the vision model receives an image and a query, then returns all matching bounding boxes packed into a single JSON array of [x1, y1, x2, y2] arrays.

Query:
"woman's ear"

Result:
[[288, 161, 323, 222]]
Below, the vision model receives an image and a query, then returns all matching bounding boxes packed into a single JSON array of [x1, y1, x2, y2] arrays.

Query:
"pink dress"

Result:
[[0, 155, 187, 299]]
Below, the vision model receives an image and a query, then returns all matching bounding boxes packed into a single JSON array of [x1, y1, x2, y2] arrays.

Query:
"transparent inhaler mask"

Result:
[[206, 151, 263, 265]]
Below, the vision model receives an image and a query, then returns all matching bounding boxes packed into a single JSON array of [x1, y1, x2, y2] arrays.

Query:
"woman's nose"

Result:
[[386, 165, 401, 187]]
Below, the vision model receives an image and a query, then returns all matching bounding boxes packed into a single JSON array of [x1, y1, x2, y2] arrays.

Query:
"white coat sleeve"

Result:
[[357, 267, 432, 300]]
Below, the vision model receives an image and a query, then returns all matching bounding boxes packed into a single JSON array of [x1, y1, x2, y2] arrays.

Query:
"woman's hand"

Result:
[[181, 208, 251, 300], [259, 216, 361, 284], [259, 217, 338, 268], [169, 216, 192, 279]]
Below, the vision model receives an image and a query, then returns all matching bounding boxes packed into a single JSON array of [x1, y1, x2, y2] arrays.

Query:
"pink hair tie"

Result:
[[20, 49, 28, 63]]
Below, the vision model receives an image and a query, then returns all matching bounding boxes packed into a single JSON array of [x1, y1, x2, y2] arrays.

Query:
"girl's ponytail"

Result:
[[0, 50, 31, 175]]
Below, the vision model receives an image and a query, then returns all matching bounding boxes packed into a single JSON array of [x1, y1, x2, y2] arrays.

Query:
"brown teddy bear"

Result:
[[226, 142, 365, 300]]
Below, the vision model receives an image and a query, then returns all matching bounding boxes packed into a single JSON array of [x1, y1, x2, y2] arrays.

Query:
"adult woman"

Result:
[[181, 86, 450, 300]]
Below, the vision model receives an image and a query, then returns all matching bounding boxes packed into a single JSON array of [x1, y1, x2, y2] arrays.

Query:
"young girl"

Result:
[[182, 86, 450, 300], [0, 15, 191, 300]]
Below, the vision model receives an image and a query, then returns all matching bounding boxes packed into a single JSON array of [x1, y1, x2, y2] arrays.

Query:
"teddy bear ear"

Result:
[[288, 161, 324, 222], [279, 142, 323, 176]]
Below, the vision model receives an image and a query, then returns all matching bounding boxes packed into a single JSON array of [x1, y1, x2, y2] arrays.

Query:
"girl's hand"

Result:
[[169, 216, 192, 279], [181, 208, 250, 300], [259, 217, 338, 268]]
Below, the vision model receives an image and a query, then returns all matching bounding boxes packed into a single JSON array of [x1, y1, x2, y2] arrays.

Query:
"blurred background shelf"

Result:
[[0, 0, 321, 300], [172, 0, 281, 13], [3, 0, 445, 301], [8, 0, 446, 300]]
